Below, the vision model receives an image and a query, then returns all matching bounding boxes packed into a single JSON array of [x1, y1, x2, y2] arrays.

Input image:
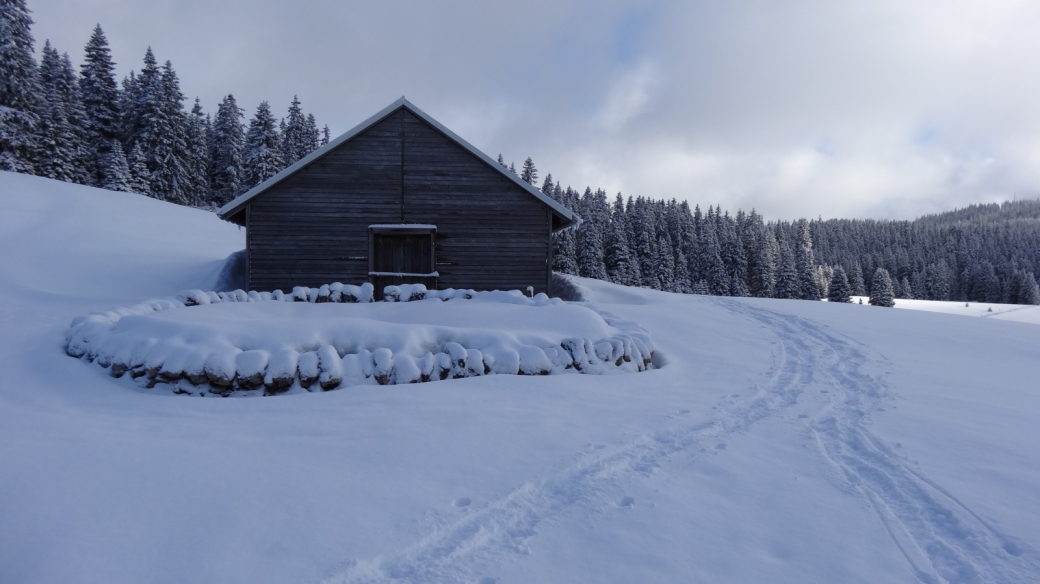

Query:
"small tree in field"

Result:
[[869, 267, 895, 307], [827, 266, 852, 303]]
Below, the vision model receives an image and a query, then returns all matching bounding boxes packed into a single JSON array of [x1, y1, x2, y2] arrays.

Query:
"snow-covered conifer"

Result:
[[304, 113, 319, 153], [926, 260, 950, 301], [241, 100, 283, 192], [210, 94, 244, 204], [577, 221, 608, 281], [0, 0, 42, 174], [100, 139, 131, 192], [36, 41, 83, 182], [185, 97, 211, 205], [674, 246, 692, 293], [752, 224, 778, 297], [773, 233, 800, 299], [869, 268, 895, 307], [320, 124, 330, 146], [139, 60, 190, 203], [720, 211, 748, 296], [827, 266, 852, 303], [654, 232, 675, 291], [899, 276, 912, 299], [540, 173, 554, 196], [1010, 270, 1040, 305], [795, 219, 819, 300], [698, 207, 727, 295], [126, 141, 149, 194], [280, 95, 310, 166], [520, 156, 537, 184], [78, 25, 120, 184], [604, 215, 637, 286], [849, 262, 866, 296]]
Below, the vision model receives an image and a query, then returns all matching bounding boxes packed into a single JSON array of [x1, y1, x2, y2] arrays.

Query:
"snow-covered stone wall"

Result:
[[64, 283, 655, 397]]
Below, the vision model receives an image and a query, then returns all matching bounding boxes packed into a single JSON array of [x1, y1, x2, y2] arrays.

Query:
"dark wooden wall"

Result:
[[245, 108, 553, 294]]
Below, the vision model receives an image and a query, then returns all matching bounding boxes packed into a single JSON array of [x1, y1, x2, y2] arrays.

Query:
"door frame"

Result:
[[367, 224, 438, 296]]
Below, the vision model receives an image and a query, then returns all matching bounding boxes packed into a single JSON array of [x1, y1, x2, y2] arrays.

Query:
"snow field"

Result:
[[845, 295, 1040, 325], [64, 282, 656, 396]]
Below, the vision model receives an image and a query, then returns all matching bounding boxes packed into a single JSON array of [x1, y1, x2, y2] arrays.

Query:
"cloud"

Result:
[[28, 0, 1040, 219]]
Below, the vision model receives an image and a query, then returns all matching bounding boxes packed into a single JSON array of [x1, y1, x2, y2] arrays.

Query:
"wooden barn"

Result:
[[218, 97, 577, 298]]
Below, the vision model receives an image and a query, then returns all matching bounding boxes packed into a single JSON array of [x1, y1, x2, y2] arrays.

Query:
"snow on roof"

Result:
[[218, 97, 577, 227]]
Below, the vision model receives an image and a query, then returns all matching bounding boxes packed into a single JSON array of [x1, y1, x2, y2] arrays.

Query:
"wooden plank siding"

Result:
[[244, 107, 553, 295]]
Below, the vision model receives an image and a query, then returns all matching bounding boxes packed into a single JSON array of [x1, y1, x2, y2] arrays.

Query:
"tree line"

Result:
[[495, 156, 1040, 306], [0, 0, 328, 207]]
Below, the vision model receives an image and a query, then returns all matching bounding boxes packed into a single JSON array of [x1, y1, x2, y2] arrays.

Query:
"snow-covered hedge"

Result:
[[65, 282, 655, 396]]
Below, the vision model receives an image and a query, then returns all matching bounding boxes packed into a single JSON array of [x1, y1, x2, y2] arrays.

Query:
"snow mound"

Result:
[[64, 282, 655, 396]]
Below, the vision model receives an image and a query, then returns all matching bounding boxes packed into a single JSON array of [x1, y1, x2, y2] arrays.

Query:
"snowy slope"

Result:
[[1, 171, 1039, 584]]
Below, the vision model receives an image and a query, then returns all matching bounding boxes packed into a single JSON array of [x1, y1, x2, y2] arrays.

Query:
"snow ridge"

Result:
[[320, 299, 1038, 584]]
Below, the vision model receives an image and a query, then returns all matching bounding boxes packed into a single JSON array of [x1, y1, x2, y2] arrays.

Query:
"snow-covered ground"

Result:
[[2, 171, 1039, 583], [849, 296, 1040, 325]]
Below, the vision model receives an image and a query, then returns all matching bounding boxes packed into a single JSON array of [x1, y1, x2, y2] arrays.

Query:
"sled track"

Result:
[[322, 300, 1037, 584]]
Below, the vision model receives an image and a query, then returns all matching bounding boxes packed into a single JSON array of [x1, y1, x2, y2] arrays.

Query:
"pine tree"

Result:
[[774, 232, 800, 299], [720, 211, 748, 296], [674, 246, 692, 293], [0, 0, 42, 174], [752, 224, 778, 297], [827, 266, 852, 303], [139, 60, 190, 203], [698, 207, 727, 295], [241, 100, 283, 192], [520, 156, 537, 184], [604, 214, 636, 285], [185, 97, 211, 205], [899, 276, 913, 299], [577, 220, 608, 281], [1010, 270, 1040, 305], [849, 262, 866, 296], [37, 40, 80, 182], [210, 94, 244, 204], [100, 139, 131, 192], [795, 219, 819, 300], [320, 124, 330, 146], [496, 153, 506, 168], [814, 265, 832, 299], [926, 260, 950, 301], [125, 47, 160, 143], [869, 267, 896, 307], [551, 184, 579, 275], [280, 95, 309, 166], [634, 200, 660, 289], [540, 173, 555, 197], [126, 141, 149, 194], [58, 51, 91, 184], [78, 25, 120, 184], [654, 232, 675, 291]]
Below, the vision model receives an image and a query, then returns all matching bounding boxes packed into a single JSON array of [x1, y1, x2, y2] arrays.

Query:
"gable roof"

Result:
[[218, 97, 577, 228]]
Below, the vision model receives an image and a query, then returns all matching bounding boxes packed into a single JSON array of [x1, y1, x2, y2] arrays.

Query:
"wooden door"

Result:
[[369, 230, 437, 298]]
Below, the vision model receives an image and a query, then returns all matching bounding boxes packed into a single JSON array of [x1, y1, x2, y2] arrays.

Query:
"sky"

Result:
[[26, 0, 1040, 220]]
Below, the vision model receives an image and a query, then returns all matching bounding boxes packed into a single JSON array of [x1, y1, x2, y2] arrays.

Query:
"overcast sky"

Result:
[[28, 0, 1040, 220]]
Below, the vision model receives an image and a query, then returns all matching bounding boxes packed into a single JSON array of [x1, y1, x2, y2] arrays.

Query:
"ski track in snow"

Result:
[[321, 299, 1038, 584]]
